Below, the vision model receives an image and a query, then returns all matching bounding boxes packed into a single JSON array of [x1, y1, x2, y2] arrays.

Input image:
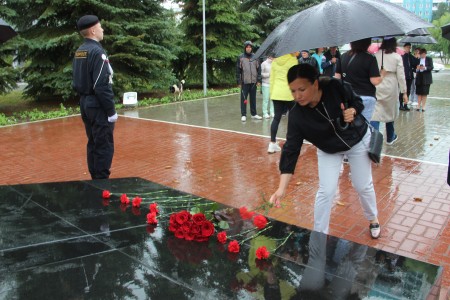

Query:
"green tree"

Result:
[[432, 3, 450, 21], [429, 13, 450, 64], [175, 0, 257, 86], [0, 5, 20, 94], [240, 0, 324, 45], [3, 0, 180, 101]]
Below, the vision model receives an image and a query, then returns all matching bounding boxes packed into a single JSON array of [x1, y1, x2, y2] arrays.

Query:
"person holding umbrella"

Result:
[[335, 38, 381, 121], [372, 37, 408, 145], [269, 63, 381, 239], [399, 42, 418, 111]]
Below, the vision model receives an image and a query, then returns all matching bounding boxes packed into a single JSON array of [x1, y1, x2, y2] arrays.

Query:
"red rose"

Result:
[[120, 194, 130, 204], [253, 215, 268, 229], [181, 221, 192, 234], [146, 212, 158, 224], [175, 211, 191, 225], [190, 224, 201, 236], [184, 231, 196, 241], [201, 220, 215, 237], [192, 213, 206, 225], [102, 190, 111, 199], [149, 203, 159, 214], [228, 240, 240, 253], [132, 196, 142, 207], [244, 99, 248, 105], [239, 206, 255, 220], [175, 228, 185, 239], [255, 246, 270, 260], [217, 231, 227, 244]]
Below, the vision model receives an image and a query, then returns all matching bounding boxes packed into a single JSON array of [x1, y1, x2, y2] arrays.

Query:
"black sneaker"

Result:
[[370, 223, 381, 239], [404, 105, 410, 111]]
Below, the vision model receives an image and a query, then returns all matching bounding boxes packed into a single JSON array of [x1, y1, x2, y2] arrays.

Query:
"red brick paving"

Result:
[[1, 116, 449, 298]]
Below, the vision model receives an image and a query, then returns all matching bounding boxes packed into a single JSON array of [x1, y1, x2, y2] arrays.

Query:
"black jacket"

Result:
[[415, 56, 433, 85], [72, 39, 116, 117], [401, 52, 418, 80], [280, 78, 367, 174]]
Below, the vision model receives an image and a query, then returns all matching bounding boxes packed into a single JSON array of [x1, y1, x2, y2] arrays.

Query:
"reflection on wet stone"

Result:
[[0, 178, 442, 299]]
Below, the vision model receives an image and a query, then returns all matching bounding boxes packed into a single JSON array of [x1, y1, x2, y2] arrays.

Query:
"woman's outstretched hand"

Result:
[[269, 189, 285, 208]]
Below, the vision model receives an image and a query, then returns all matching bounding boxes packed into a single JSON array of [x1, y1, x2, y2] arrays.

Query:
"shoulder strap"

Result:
[[342, 53, 357, 79]]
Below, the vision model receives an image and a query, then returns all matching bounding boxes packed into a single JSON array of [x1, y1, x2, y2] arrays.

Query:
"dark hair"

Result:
[[380, 37, 397, 54], [404, 42, 411, 47], [350, 38, 372, 54], [419, 48, 427, 54], [287, 64, 319, 85]]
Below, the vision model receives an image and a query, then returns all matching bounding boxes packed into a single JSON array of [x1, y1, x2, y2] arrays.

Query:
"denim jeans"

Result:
[[370, 121, 395, 142], [360, 95, 376, 122]]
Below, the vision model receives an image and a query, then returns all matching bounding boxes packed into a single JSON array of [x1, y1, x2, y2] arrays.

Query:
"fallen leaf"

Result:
[[429, 144, 433, 146], [413, 197, 422, 202], [296, 182, 301, 186], [336, 201, 346, 206], [165, 166, 172, 169]]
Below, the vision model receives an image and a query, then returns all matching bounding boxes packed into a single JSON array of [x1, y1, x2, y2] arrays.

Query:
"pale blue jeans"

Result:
[[261, 86, 274, 116], [360, 95, 376, 122], [314, 129, 378, 234]]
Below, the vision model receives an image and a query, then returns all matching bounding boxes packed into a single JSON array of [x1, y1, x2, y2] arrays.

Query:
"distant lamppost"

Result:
[[202, 0, 207, 95]]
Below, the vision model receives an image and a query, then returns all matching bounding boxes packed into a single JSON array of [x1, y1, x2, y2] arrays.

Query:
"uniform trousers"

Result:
[[314, 129, 378, 234], [80, 96, 115, 179]]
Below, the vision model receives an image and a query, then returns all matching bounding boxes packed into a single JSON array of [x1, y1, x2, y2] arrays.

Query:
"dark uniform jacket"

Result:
[[401, 52, 418, 80], [72, 38, 116, 117]]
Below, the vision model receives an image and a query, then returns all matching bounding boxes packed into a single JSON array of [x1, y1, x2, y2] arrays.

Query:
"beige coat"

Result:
[[372, 51, 407, 122]]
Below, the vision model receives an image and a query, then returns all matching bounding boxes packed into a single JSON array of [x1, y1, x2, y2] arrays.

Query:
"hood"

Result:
[[274, 53, 297, 66]]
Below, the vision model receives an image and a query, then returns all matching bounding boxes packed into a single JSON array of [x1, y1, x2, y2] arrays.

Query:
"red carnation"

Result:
[[217, 231, 227, 244], [132, 196, 142, 207], [255, 246, 270, 260], [149, 203, 159, 214], [228, 240, 240, 253], [253, 215, 268, 229], [102, 190, 111, 199], [120, 194, 130, 204], [239, 206, 255, 220], [146, 212, 158, 224]]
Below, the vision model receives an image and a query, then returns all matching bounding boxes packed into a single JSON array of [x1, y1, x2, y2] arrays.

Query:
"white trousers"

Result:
[[314, 129, 378, 234]]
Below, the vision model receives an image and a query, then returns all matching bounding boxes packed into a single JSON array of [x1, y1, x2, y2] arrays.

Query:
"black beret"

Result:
[[77, 15, 99, 31]]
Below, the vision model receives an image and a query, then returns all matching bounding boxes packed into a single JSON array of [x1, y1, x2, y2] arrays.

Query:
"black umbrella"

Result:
[[0, 18, 17, 43], [406, 28, 431, 36], [255, 0, 433, 58], [398, 35, 437, 45], [442, 23, 450, 41]]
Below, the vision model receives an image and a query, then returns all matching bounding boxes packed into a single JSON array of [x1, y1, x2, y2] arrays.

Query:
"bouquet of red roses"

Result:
[[168, 210, 215, 242]]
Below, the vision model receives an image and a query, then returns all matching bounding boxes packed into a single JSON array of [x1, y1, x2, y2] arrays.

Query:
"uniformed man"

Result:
[[72, 15, 117, 179]]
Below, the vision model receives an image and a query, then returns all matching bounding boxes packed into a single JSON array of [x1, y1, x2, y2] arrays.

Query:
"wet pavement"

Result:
[[0, 70, 449, 298]]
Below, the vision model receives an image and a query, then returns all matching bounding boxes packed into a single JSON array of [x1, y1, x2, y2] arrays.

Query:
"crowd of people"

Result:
[[234, 39, 436, 240]]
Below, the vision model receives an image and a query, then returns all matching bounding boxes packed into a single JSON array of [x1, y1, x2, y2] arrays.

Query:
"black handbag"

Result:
[[368, 125, 383, 164]]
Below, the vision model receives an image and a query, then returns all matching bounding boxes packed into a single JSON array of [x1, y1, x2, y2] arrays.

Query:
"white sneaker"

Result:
[[251, 114, 262, 120], [267, 142, 281, 154], [263, 114, 270, 119], [411, 102, 418, 106], [241, 116, 246, 122]]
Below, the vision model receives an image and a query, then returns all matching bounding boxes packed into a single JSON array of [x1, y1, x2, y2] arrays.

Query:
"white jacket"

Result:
[[261, 59, 272, 87]]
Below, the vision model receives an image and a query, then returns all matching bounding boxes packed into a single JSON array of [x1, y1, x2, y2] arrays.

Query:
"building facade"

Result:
[[388, 0, 449, 22]]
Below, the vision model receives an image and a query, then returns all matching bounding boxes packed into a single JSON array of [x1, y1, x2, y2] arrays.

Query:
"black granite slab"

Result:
[[0, 178, 442, 299]]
